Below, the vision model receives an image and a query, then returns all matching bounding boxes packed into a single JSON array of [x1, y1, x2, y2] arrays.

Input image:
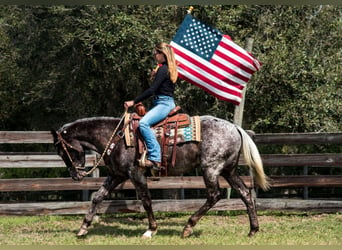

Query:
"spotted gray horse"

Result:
[[51, 115, 270, 238]]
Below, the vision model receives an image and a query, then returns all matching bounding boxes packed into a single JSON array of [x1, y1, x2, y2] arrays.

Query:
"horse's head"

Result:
[[51, 129, 86, 181]]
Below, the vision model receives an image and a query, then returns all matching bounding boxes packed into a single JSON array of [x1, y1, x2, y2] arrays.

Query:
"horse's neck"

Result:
[[75, 117, 120, 153]]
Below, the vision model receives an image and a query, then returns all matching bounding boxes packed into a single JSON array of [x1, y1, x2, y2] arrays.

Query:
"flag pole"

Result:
[[233, 37, 254, 126], [230, 37, 256, 200]]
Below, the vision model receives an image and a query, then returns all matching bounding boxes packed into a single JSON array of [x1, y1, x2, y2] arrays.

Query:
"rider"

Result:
[[124, 42, 178, 171]]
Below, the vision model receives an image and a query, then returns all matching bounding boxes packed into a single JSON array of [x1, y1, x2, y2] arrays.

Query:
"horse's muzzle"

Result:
[[70, 168, 86, 181]]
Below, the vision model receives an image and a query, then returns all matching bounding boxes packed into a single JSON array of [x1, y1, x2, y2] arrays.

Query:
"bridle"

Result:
[[55, 109, 129, 177], [55, 132, 86, 173]]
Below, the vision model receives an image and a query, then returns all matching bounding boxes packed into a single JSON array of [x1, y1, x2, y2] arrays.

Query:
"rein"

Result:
[[56, 108, 129, 177], [84, 109, 128, 176]]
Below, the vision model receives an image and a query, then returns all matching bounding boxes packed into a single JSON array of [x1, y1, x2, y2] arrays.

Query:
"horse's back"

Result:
[[168, 115, 241, 175], [200, 115, 241, 146], [199, 115, 241, 167]]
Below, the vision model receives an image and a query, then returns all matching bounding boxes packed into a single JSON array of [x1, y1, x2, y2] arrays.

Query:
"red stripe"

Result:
[[178, 63, 242, 97], [173, 46, 245, 89], [178, 73, 241, 105], [214, 49, 254, 76], [210, 55, 250, 83], [219, 39, 258, 72]]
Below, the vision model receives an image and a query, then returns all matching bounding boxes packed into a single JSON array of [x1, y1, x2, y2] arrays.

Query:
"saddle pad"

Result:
[[124, 115, 201, 147], [155, 115, 201, 145]]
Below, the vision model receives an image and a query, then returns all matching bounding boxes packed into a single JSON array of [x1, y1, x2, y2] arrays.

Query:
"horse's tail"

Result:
[[236, 126, 270, 191]]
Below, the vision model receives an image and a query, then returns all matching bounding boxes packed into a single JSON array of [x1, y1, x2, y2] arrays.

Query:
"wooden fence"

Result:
[[0, 131, 341, 215]]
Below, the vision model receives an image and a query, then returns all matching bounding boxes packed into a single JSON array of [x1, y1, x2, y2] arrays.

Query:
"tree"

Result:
[[242, 5, 341, 132], [0, 5, 340, 133]]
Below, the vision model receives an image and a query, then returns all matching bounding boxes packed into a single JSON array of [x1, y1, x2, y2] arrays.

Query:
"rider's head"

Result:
[[153, 42, 178, 83]]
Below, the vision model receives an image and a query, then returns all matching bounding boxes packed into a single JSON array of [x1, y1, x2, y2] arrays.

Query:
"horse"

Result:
[[51, 113, 270, 238]]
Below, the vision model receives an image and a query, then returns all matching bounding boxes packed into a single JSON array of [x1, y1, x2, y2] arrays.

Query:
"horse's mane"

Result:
[[59, 116, 119, 132]]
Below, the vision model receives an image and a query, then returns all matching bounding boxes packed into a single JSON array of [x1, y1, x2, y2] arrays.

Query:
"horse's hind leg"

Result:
[[182, 169, 221, 238], [77, 175, 127, 237], [221, 169, 259, 237]]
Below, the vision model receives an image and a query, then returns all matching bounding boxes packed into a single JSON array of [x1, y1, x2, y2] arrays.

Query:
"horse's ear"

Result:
[[50, 129, 58, 143]]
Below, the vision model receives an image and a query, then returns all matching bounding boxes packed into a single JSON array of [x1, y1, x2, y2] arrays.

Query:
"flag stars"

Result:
[[178, 19, 223, 59]]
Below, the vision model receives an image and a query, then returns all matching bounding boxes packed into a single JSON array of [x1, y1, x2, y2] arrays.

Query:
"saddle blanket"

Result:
[[124, 115, 201, 147], [155, 115, 201, 145]]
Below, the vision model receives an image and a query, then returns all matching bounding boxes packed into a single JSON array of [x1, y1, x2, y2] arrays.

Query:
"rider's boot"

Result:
[[144, 159, 161, 170]]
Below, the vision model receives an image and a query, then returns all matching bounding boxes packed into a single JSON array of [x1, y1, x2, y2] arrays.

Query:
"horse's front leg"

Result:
[[130, 168, 157, 238], [77, 175, 127, 237]]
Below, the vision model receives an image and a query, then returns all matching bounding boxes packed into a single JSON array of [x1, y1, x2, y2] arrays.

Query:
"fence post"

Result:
[[83, 151, 100, 201], [233, 37, 256, 200], [303, 166, 309, 199], [233, 37, 254, 126]]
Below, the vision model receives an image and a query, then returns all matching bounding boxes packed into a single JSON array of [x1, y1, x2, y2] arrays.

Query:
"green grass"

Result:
[[0, 211, 341, 245]]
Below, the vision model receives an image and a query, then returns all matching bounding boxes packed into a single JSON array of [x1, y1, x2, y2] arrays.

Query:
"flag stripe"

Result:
[[215, 37, 256, 75], [171, 43, 246, 89], [211, 51, 251, 83], [221, 35, 261, 71], [214, 49, 255, 76], [178, 71, 241, 105], [177, 61, 242, 97]]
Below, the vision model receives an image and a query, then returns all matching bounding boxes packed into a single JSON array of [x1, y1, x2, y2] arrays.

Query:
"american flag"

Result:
[[170, 14, 261, 105]]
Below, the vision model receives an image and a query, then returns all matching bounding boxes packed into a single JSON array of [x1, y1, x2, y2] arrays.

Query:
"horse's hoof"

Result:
[[248, 229, 258, 237], [141, 229, 157, 239], [77, 227, 88, 237], [181, 226, 193, 238]]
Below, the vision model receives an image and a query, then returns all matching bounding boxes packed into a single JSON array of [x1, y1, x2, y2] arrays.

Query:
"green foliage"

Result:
[[0, 5, 340, 133], [244, 6, 341, 132]]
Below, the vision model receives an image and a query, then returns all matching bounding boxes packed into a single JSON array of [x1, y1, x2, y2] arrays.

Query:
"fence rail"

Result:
[[0, 153, 340, 169], [1, 198, 341, 216], [251, 132, 342, 144], [1, 175, 342, 192], [1, 131, 341, 214]]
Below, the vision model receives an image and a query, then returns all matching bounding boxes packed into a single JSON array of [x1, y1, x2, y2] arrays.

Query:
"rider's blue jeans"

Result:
[[139, 95, 175, 163]]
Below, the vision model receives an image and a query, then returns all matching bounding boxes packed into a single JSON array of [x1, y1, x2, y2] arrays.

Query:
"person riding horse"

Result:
[[124, 42, 178, 172]]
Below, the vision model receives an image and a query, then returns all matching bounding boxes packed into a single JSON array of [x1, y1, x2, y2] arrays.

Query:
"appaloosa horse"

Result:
[[51, 114, 269, 238]]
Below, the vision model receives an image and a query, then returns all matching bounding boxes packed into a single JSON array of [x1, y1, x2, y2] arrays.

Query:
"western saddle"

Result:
[[125, 103, 191, 176]]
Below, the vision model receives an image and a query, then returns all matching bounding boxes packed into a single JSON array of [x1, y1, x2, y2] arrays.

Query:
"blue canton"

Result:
[[172, 14, 222, 61]]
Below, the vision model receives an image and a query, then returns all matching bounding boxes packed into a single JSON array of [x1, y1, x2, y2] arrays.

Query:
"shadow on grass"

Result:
[[60, 210, 252, 238], [70, 226, 204, 239], [77, 225, 203, 238], [70, 216, 204, 238]]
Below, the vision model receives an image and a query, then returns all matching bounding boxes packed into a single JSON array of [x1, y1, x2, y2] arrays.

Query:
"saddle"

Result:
[[124, 104, 200, 176]]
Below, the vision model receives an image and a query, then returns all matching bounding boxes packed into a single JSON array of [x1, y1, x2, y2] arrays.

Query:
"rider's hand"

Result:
[[124, 101, 134, 109]]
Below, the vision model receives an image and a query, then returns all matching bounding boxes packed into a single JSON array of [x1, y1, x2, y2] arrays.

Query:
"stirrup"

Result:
[[138, 150, 161, 175], [138, 150, 147, 168], [138, 151, 160, 168]]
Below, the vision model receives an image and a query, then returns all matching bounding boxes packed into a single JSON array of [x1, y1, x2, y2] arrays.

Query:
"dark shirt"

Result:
[[134, 62, 175, 104]]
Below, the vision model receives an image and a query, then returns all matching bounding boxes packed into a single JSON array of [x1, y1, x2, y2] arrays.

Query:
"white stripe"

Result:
[[217, 44, 256, 73], [223, 36, 255, 60], [175, 54, 243, 92], [178, 68, 242, 103], [221, 36, 260, 71], [171, 42, 247, 88], [212, 52, 252, 79]]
